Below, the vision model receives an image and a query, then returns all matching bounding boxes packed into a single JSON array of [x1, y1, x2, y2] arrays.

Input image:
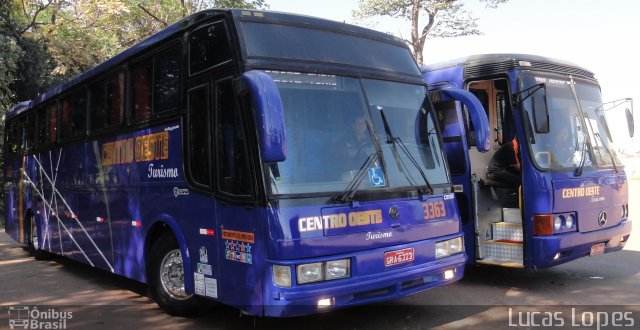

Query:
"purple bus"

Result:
[[423, 54, 633, 270], [3, 9, 488, 317]]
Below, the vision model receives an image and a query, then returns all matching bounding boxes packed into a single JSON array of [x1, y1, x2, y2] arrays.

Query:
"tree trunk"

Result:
[[410, 0, 422, 66]]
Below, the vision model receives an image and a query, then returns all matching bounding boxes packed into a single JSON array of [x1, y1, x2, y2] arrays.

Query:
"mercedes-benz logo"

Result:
[[389, 207, 399, 219], [598, 211, 607, 227]]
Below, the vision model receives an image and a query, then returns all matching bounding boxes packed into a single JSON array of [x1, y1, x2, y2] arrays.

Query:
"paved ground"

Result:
[[1, 180, 639, 329]]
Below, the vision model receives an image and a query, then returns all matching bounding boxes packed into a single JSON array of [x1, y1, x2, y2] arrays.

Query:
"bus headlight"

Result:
[[554, 216, 563, 231], [272, 265, 292, 287], [565, 214, 574, 229], [325, 259, 350, 280], [294, 259, 352, 285], [297, 262, 323, 284], [435, 237, 463, 259]]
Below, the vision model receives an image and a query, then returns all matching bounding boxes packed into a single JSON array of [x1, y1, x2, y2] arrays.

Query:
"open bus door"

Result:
[[429, 87, 492, 264]]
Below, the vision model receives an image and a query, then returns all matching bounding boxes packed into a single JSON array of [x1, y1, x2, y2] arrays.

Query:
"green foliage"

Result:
[[115, 0, 268, 48], [0, 0, 267, 184], [0, 35, 22, 112]]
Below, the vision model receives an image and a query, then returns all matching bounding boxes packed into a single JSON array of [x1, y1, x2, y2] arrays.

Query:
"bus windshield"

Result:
[[266, 71, 448, 195], [520, 74, 620, 170]]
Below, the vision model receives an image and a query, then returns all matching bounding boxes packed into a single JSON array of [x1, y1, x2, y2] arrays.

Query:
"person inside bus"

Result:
[[339, 116, 371, 175], [486, 137, 521, 188], [550, 126, 577, 166]]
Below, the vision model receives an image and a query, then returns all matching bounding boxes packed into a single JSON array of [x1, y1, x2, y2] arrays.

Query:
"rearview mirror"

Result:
[[626, 107, 634, 138], [241, 71, 287, 162], [512, 83, 548, 133], [532, 85, 549, 133]]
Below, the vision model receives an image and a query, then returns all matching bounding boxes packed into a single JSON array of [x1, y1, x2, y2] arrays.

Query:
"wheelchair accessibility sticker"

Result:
[[368, 167, 385, 187]]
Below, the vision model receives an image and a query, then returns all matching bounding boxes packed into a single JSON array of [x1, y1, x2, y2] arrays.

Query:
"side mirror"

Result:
[[532, 85, 549, 133], [438, 88, 491, 152], [626, 108, 634, 138], [241, 71, 287, 162]]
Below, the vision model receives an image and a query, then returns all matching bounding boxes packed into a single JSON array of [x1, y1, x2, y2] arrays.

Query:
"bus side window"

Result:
[[215, 80, 252, 197], [8, 119, 23, 155], [91, 72, 124, 131], [187, 85, 211, 188], [36, 103, 57, 148], [24, 113, 36, 153], [37, 106, 47, 147], [61, 89, 87, 140], [132, 59, 152, 121], [434, 100, 466, 176], [47, 103, 58, 144], [5, 120, 18, 154], [189, 21, 232, 76], [154, 44, 181, 114], [132, 43, 181, 121]]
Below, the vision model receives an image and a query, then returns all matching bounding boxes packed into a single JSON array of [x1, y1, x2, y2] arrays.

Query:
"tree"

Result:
[[117, 0, 268, 48], [354, 0, 508, 65]]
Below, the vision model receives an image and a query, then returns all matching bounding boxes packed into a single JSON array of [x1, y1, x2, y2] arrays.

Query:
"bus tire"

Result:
[[148, 232, 208, 317], [27, 214, 51, 261]]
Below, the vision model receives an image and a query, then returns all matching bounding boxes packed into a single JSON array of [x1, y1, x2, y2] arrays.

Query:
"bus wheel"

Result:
[[28, 214, 51, 260], [149, 232, 207, 316]]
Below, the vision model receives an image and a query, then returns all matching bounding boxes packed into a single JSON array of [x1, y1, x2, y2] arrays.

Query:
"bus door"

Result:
[[186, 73, 260, 312], [430, 88, 491, 263], [212, 78, 262, 313], [465, 78, 525, 268]]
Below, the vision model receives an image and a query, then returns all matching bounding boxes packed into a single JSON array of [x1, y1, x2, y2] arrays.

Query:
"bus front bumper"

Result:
[[263, 252, 466, 317], [531, 219, 631, 269]]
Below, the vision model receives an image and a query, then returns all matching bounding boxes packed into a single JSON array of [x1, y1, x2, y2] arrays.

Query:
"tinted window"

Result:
[[91, 72, 124, 130], [434, 100, 466, 175], [188, 86, 211, 187], [37, 107, 47, 146], [154, 45, 181, 113], [36, 103, 57, 147], [241, 22, 419, 76], [215, 80, 251, 196], [6, 120, 19, 154], [189, 22, 232, 75], [24, 114, 36, 152], [61, 90, 87, 139], [132, 59, 152, 120]]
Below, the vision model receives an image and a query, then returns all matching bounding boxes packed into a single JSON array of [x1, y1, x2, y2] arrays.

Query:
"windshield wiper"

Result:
[[569, 76, 591, 177], [335, 152, 378, 203], [593, 132, 619, 173], [377, 106, 433, 195]]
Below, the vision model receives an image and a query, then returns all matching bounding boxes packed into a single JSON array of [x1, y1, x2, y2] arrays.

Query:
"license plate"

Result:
[[590, 243, 605, 256], [384, 248, 414, 267]]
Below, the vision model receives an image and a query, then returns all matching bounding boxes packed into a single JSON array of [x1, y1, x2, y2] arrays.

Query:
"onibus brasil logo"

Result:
[[8, 306, 72, 329]]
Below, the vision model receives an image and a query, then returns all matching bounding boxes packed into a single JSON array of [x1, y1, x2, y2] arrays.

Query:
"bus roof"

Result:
[[7, 9, 413, 119], [421, 53, 597, 82]]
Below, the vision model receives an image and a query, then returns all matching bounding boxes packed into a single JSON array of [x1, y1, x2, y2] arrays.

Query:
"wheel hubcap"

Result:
[[159, 249, 191, 300]]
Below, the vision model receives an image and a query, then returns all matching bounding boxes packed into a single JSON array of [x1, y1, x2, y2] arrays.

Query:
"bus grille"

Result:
[[465, 60, 596, 81]]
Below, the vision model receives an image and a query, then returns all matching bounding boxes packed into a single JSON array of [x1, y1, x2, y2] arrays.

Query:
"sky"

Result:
[[267, 0, 640, 149]]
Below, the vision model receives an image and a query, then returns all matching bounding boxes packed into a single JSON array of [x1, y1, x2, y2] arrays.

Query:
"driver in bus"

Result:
[[550, 126, 576, 165], [339, 116, 371, 177], [487, 137, 521, 188]]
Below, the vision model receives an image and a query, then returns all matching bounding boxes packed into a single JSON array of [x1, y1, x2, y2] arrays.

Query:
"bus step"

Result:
[[482, 240, 523, 266], [502, 208, 522, 223], [476, 258, 524, 268], [491, 222, 523, 242]]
